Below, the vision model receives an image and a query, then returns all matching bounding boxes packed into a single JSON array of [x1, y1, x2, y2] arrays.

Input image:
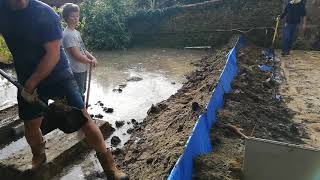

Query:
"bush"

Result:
[[80, 0, 131, 49], [0, 36, 12, 64]]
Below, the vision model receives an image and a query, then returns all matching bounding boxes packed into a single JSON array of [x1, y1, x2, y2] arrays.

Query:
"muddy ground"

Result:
[[280, 50, 320, 149], [192, 45, 310, 179], [0, 41, 317, 180], [114, 38, 239, 179]]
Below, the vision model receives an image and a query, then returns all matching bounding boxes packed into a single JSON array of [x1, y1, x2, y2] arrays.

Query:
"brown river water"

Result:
[[0, 47, 205, 179]]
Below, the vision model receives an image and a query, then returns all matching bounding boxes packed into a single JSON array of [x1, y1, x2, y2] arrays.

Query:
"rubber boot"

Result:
[[30, 141, 47, 170], [96, 150, 129, 180]]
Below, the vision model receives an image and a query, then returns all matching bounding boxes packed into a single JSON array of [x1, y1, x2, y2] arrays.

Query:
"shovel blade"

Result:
[[43, 102, 88, 134]]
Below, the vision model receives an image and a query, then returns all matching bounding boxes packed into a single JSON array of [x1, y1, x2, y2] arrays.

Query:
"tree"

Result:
[[80, 0, 131, 49]]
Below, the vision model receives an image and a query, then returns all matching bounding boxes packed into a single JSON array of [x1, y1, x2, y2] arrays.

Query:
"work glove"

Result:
[[21, 88, 39, 104]]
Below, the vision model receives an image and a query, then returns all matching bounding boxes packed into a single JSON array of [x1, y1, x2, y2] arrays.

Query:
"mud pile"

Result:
[[193, 45, 308, 179], [114, 38, 240, 179]]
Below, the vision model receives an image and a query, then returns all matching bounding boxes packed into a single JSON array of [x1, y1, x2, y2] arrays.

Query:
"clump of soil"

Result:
[[115, 37, 239, 179], [115, 121, 125, 128], [192, 45, 308, 180], [111, 136, 121, 146]]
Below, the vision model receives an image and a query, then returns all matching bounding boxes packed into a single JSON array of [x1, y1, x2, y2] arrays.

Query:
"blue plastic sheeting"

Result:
[[259, 65, 273, 72], [262, 49, 275, 60], [220, 48, 238, 93], [168, 37, 247, 180]]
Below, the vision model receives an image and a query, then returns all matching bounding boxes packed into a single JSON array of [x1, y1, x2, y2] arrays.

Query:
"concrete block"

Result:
[[0, 120, 114, 180]]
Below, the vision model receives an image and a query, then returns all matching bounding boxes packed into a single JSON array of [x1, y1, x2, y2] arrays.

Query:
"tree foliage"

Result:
[[80, 0, 131, 49], [0, 36, 12, 64]]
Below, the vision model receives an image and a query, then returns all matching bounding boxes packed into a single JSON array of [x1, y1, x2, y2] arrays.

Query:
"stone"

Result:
[[127, 128, 134, 134], [94, 114, 104, 119], [115, 121, 125, 128], [191, 102, 200, 111], [118, 84, 127, 88], [111, 136, 121, 146], [103, 108, 114, 113], [177, 125, 183, 132], [147, 104, 159, 115], [146, 157, 153, 164], [131, 119, 137, 124], [126, 76, 143, 82], [112, 88, 123, 93]]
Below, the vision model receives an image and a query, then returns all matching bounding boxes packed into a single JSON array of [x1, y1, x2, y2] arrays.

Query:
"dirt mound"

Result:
[[193, 45, 308, 180], [115, 38, 239, 179]]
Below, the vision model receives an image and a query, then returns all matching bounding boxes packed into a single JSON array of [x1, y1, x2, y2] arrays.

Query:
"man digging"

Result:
[[0, 0, 128, 179]]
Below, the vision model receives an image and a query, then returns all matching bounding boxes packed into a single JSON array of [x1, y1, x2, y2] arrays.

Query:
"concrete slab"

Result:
[[0, 120, 114, 180], [243, 137, 320, 180], [0, 116, 21, 147]]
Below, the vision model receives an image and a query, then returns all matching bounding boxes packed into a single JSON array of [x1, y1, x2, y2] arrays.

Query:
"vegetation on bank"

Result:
[[80, 0, 131, 49], [0, 0, 130, 63], [0, 36, 12, 64]]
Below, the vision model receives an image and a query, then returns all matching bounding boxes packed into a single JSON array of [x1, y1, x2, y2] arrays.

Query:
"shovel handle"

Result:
[[0, 69, 23, 90], [85, 63, 92, 109], [271, 16, 280, 48], [0, 68, 48, 108]]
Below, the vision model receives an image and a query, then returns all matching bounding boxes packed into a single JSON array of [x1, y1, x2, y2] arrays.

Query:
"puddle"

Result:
[[55, 47, 204, 179], [0, 137, 28, 160], [0, 47, 204, 179], [0, 69, 17, 110], [79, 48, 204, 147], [0, 129, 64, 160]]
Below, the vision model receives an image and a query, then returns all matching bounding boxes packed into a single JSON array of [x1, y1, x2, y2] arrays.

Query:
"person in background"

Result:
[[280, 0, 307, 56], [61, 3, 97, 100], [0, 0, 128, 179]]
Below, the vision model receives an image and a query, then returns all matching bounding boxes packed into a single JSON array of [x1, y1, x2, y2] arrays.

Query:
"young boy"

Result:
[[62, 3, 97, 100]]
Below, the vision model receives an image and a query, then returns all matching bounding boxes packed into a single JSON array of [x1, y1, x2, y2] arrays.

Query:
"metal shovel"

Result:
[[0, 68, 88, 134]]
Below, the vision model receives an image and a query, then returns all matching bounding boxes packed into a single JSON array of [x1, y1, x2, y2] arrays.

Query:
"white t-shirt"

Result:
[[62, 28, 88, 73]]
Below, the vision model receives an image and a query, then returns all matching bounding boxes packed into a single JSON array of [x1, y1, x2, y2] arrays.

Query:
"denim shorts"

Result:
[[17, 78, 85, 121]]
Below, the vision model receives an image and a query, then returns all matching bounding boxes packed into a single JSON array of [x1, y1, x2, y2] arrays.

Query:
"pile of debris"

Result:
[[114, 38, 239, 179], [193, 44, 308, 179]]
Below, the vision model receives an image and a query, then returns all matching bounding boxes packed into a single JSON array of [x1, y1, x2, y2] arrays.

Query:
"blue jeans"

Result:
[[282, 23, 298, 54], [73, 71, 87, 97]]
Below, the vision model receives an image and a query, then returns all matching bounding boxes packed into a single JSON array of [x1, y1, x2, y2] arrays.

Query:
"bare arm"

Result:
[[24, 40, 61, 92], [66, 47, 92, 64], [85, 50, 94, 60], [85, 50, 97, 67]]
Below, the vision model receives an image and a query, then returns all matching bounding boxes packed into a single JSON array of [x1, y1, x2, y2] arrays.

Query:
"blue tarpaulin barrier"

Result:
[[168, 36, 247, 180]]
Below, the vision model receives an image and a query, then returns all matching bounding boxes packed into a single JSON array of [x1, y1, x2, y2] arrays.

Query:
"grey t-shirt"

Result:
[[62, 28, 88, 73]]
